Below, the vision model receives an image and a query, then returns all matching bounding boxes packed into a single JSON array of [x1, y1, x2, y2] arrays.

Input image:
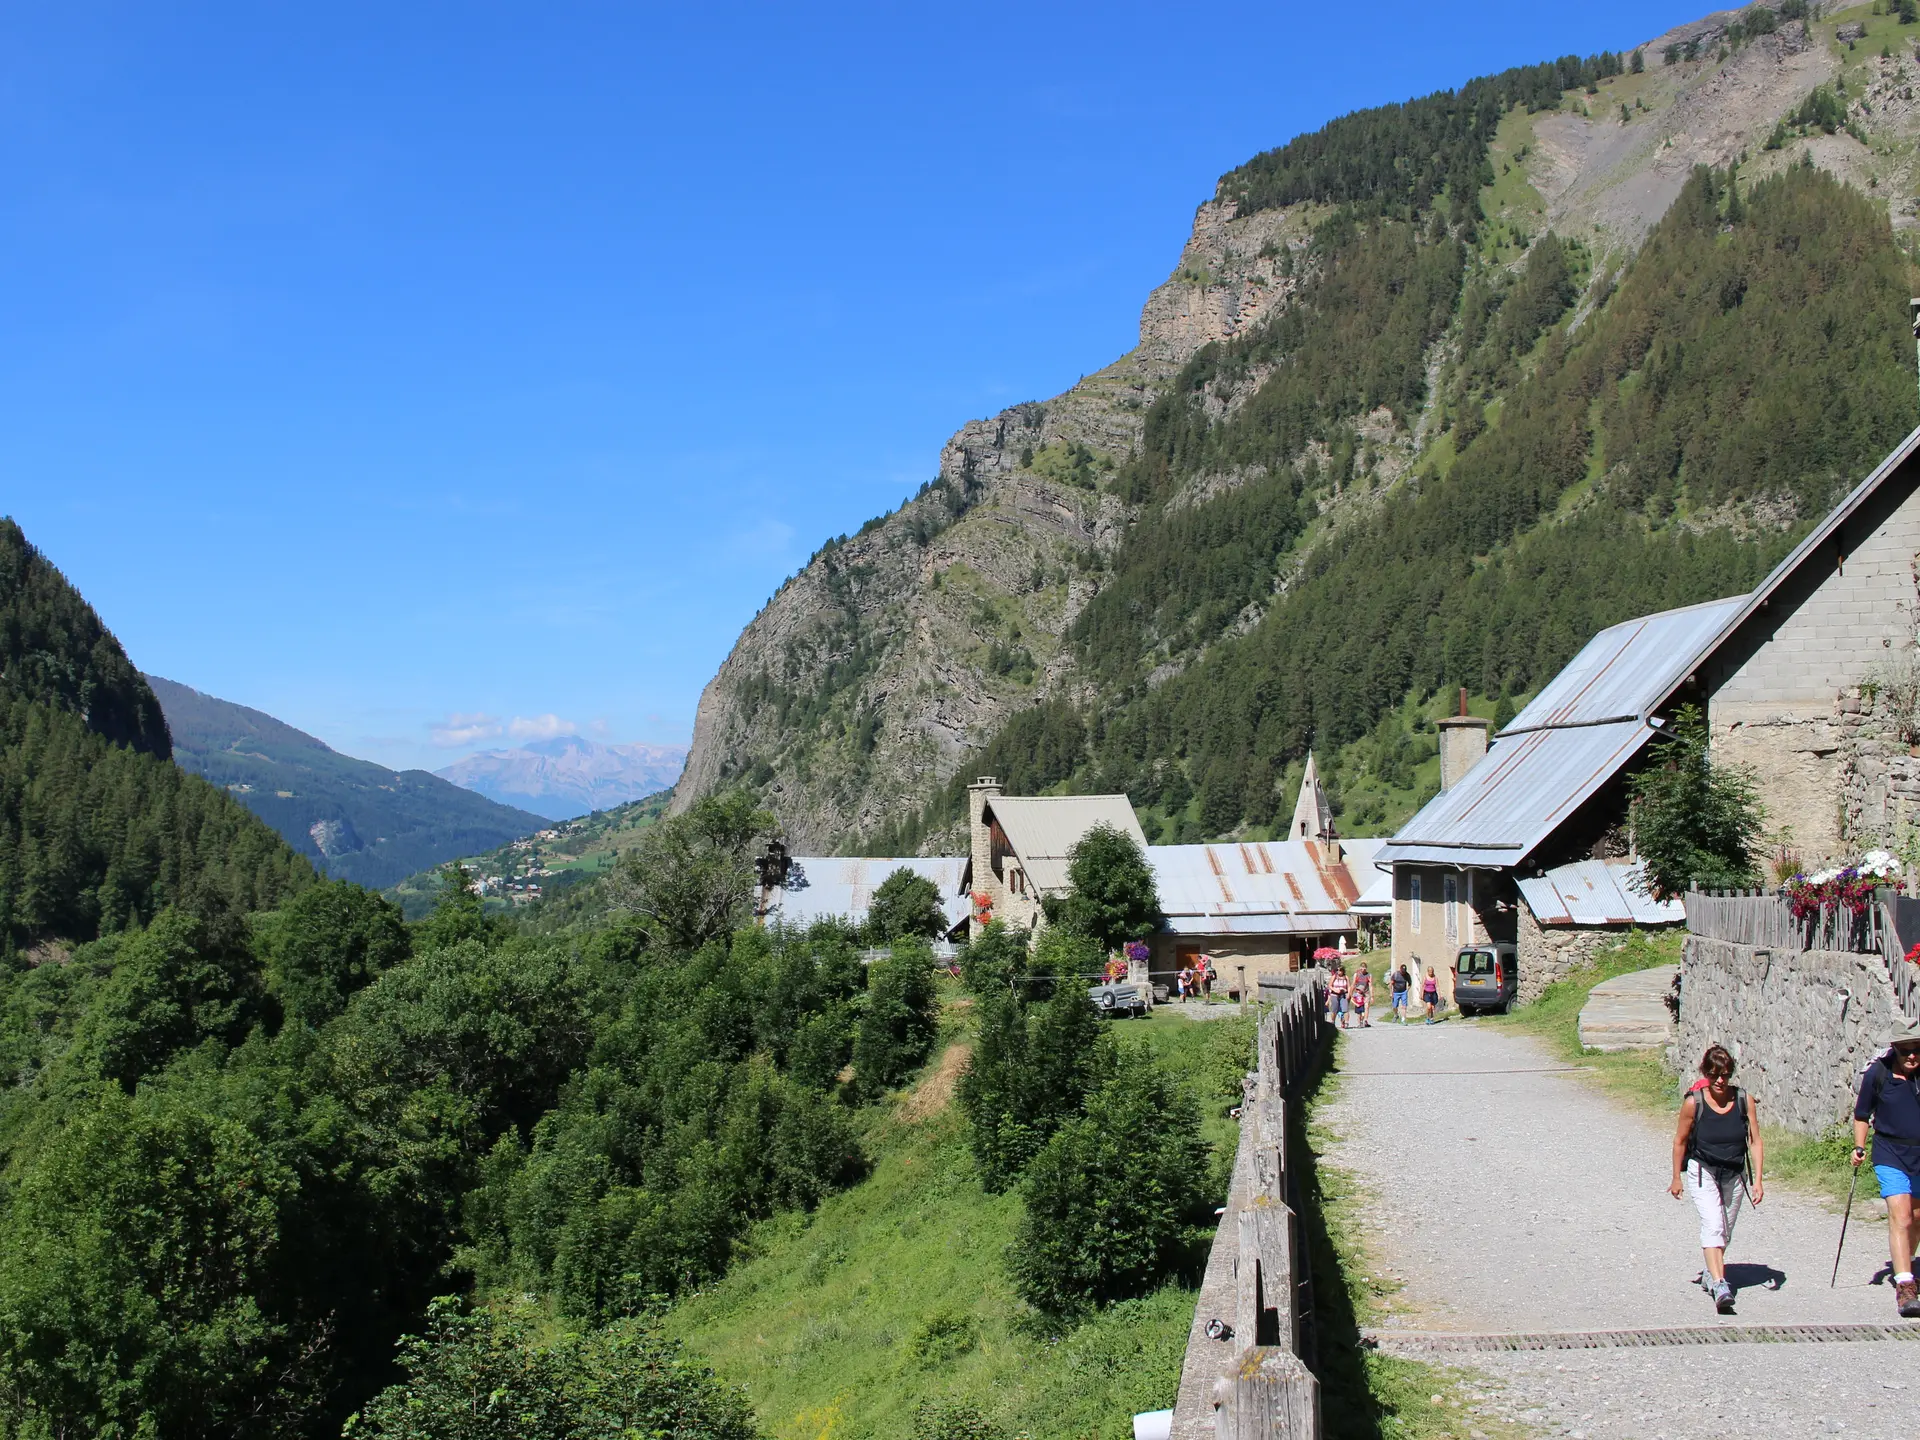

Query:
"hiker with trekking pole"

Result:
[[1849, 1015, 1920, 1318], [1670, 1044, 1764, 1314]]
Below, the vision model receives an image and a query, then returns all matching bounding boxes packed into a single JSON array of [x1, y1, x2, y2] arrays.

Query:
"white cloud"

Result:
[[430, 712, 503, 748], [507, 714, 578, 740]]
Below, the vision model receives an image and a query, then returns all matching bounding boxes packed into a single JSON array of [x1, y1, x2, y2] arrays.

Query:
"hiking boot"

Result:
[[1898, 1279, 1920, 1319], [1714, 1280, 1735, 1314]]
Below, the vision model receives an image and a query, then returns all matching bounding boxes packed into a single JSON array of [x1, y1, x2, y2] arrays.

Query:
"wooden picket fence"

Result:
[[1685, 887, 1920, 1022]]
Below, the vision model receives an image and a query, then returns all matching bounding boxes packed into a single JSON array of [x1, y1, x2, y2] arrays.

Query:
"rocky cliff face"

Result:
[[675, 204, 1319, 850], [681, 6, 1914, 853]]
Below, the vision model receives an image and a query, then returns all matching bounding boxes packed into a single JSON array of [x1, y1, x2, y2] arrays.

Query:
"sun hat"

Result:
[[1886, 1014, 1920, 1051]]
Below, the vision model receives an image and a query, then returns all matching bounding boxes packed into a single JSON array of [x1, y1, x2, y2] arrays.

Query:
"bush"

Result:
[[866, 867, 946, 945], [1055, 824, 1163, 955], [851, 939, 939, 1099], [1627, 704, 1763, 898], [957, 920, 1030, 994], [958, 983, 1108, 1191], [260, 879, 410, 1027], [1012, 1050, 1208, 1314], [346, 1298, 758, 1440]]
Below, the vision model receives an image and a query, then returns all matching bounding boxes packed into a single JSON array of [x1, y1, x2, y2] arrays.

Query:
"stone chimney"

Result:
[[967, 777, 1002, 933], [1437, 688, 1491, 792]]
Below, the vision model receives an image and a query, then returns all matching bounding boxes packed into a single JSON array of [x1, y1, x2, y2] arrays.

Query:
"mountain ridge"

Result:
[[434, 734, 687, 820], [149, 674, 546, 890], [676, 3, 1919, 853]]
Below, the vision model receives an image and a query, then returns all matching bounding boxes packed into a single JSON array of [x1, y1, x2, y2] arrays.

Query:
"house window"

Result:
[[1444, 874, 1459, 945], [1409, 873, 1421, 932]]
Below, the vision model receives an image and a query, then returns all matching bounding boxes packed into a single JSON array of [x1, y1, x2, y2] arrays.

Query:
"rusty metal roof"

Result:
[[769, 855, 970, 932], [1516, 859, 1684, 927], [1148, 838, 1380, 922], [1375, 721, 1653, 869], [987, 794, 1148, 892], [1504, 595, 1748, 735]]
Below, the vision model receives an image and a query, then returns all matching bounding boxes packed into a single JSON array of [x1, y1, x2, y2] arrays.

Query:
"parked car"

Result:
[[1089, 981, 1148, 1018], [1452, 943, 1517, 1015]]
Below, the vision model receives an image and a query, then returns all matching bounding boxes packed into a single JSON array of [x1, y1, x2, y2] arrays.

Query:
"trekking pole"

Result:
[[1831, 1158, 1862, 1289]]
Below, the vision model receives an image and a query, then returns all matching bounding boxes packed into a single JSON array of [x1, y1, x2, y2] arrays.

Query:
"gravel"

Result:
[[1319, 1018, 1918, 1435]]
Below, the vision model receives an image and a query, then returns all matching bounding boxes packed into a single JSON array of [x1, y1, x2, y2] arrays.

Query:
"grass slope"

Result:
[[149, 675, 545, 890], [666, 1003, 1251, 1440]]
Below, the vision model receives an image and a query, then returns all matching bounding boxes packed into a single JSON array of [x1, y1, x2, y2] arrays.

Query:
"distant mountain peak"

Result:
[[434, 736, 687, 821]]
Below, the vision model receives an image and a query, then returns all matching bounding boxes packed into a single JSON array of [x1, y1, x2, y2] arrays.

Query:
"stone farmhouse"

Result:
[[1378, 422, 1920, 1005], [965, 775, 1385, 993]]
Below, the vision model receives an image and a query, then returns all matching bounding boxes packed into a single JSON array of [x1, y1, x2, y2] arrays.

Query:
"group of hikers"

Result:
[[1670, 1018, 1920, 1318], [1173, 953, 1215, 1002], [1324, 957, 1444, 1026]]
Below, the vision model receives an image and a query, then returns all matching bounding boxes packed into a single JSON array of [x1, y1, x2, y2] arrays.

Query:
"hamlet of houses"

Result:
[[755, 424, 1920, 1007]]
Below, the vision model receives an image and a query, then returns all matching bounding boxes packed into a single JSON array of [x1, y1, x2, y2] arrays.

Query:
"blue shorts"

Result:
[[1391, 992, 1408, 1009], [1876, 1164, 1917, 1198]]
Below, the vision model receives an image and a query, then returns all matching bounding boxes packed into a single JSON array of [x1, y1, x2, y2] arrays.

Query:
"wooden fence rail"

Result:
[[1171, 971, 1329, 1440]]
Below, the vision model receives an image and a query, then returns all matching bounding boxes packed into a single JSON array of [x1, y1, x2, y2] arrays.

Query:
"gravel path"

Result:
[[1320, 1018, 1919, 1437]]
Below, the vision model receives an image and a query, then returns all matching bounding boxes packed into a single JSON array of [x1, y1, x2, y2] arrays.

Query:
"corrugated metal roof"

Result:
[[1375, 721, 1654, 868], [1344, 838, 1393, 913], [1164, 912, 1354, 936], [1515, 858, 1684, 927], [1504, 595, 1748, 735], [988, 794, 1148, 894], [1147, 839, 1374, 920], [769, 855, 970, 932]]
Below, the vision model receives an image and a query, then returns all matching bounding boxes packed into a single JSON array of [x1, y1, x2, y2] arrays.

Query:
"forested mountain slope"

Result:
[[679, 2, 1920, 852], [0, 523, 311, 950], [150, 675, 546, 889]]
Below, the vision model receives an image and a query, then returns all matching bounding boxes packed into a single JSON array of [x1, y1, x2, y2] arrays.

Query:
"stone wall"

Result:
[[1677, 935, 1901, 1134], [1515, 905, 1651, 1005]]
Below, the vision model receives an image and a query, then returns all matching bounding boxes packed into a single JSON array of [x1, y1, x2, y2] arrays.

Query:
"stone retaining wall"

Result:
[[1516, 905, 1640, 1005], [1678, 935, 1901, 1133]]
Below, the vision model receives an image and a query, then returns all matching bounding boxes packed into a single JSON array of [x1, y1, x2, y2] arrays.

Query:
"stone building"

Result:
[[1374, 602, 1730, 1002], [1655, 427, 1920, 864], [964, 778, 1147, 933], [964, 776, 1381, 992]]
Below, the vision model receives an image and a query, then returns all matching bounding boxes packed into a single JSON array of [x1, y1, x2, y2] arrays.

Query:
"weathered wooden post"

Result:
[[1212, 1349, 1320, 1440]]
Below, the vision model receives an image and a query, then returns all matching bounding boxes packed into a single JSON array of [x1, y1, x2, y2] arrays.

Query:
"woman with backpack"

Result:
[[1669, 1044, 1764, 1314], [1850, 1015, 1920, 1317], [1328, 965, 1350, 1028]]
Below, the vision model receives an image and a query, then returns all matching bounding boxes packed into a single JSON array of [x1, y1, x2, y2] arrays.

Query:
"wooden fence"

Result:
[[1685, 887, 1920, 1022], [1170, 971, 1329, 1440]]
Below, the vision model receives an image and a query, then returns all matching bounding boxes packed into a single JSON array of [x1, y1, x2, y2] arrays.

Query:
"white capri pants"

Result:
[[1685, 1158, 1746, 1249]]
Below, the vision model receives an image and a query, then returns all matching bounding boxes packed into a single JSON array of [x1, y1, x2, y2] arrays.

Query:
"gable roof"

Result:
[[1376, 595, 1747, 870], [986, 794, 1148, 893], [1650, 422, 1920, 714]]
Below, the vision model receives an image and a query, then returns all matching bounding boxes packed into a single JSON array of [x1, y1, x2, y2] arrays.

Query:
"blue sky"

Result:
[[2, 0, 1695, 772]]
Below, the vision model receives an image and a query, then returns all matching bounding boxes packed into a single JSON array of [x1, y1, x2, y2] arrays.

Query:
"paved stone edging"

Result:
[[1362, 1322, 1920, 1353]]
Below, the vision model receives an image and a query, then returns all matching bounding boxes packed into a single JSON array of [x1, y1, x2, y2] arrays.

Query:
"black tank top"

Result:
[[1691, 1089, 1747, 1170]]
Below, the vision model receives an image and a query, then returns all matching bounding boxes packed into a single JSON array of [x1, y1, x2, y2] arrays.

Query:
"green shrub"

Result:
[[866, 867, 947, 945], [852, 939, 939, 1098], [1012, 1050, 1208, 1313], [959, 984, 1108, 1191], [347, 1298, 757, 1440]]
